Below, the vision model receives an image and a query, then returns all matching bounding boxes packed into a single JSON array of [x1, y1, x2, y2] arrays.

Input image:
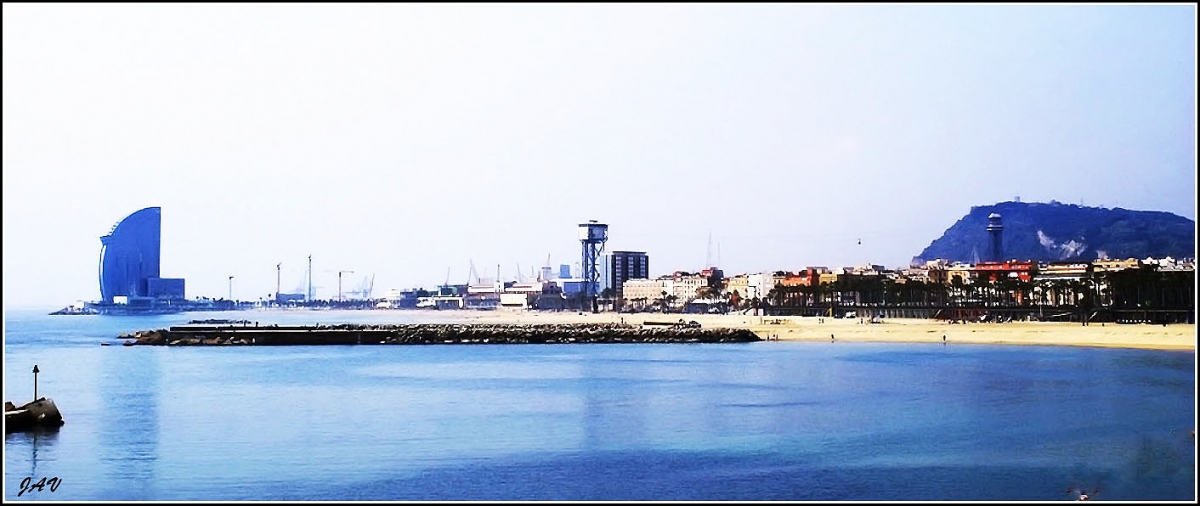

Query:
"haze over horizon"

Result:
[[3, 4, 1196, 309]]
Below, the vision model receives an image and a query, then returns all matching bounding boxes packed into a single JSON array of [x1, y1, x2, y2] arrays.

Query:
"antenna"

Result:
[[307, 255, 313, 302], [276, 262, 281, 304], [706, 230, 713, 268]]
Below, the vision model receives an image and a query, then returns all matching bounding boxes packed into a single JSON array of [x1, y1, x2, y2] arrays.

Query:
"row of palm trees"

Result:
[[604, 267, 1192, 315], [762, 267, 1194, 311]]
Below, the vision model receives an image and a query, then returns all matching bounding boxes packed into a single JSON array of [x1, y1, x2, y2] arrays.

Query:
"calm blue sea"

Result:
[[3, 309, 1196, 501]]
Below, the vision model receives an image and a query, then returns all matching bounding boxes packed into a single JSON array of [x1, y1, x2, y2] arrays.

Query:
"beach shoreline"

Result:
[[402, 310, 1196, 351]]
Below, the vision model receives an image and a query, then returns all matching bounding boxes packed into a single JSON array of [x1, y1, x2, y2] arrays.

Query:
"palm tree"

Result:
[[970, 276, 991, 307], [950, 276, 966, 306]]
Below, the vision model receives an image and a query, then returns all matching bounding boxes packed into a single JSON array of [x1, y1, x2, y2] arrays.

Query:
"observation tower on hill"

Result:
[[987, 213, 1004, 262]]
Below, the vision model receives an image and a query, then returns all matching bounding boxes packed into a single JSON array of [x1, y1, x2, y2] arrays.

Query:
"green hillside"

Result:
[[915, 201, 1196, 263]]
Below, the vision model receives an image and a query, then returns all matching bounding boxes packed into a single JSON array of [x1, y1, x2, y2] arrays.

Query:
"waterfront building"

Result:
[[620, 278, 668, 310], [498, 282, 563, 310], [899, 266, 933, 284], [945, 262, 973, 285], [746, 272, 775, 300], [552, 278, 587, 298], [146, 277, 185, 300], [1035, 262, 1091, 282], [972, 261, 1036, 283], [669, 272, 709, 304], [781, 268, 824, 288], [1092, 258, 1142, 273], [724, 274, 749, 298], [602, 251, 649, 306], [499, 293, 533, 310], [98, 206, 186, 303]]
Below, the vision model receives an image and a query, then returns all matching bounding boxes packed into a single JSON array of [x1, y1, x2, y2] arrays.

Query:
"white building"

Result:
[[621, 278, 667, 306]]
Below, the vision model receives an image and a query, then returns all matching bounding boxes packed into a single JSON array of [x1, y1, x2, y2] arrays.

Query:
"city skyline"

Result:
[[4, 4, 1196, 308]]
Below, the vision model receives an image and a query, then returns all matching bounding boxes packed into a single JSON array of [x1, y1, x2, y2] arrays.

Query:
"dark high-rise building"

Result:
[[607, 251, 649, 305], [987, 212, 1004, 262], [99, 206, 185, 302]]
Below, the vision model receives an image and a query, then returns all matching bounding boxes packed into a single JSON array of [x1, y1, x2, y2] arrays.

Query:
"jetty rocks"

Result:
[[5, 398, 65, 432], [122, 323, 761, 346]]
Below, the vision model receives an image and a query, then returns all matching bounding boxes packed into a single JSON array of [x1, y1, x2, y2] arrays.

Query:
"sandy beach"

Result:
[[424, 310, 1196, 351]]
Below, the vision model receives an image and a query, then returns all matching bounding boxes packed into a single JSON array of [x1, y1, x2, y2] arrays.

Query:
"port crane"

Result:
[[467, 260, 480, 285], [351, 274, 375, 300]]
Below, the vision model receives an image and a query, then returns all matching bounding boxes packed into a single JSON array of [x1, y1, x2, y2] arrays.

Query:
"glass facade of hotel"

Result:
[[99, 207, 161, 302]]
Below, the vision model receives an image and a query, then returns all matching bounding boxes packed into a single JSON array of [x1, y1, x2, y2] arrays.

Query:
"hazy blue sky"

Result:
[[3, 4, 1196, 308]]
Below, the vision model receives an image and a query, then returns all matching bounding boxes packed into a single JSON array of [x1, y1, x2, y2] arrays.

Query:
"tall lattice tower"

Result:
[[579, 221, 608, 307], [987, 213, 1004, 262]]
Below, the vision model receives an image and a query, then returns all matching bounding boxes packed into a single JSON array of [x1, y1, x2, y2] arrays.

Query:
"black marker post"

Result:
[[32, 364, 39, 401]]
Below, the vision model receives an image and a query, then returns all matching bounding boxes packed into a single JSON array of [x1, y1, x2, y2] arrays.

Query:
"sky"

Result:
[[3, 4, 1196, 309]]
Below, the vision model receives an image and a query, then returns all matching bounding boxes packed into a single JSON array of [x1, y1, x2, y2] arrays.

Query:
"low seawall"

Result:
[[122, 323, 761, 346]]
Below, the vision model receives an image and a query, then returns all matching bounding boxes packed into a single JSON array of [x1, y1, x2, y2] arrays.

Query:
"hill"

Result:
[[914, 201, 1196, 263]]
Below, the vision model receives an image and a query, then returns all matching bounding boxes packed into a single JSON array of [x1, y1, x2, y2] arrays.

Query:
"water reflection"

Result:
[[5, 427, 61, 480], [97, 348, 160, 499]]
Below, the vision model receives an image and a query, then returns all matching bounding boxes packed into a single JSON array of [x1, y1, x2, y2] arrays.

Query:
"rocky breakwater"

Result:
[[5, 399, 65, 432], [122, 323, 761, 346]]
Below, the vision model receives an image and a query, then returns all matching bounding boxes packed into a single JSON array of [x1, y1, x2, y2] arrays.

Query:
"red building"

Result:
[[973, 261, 1036, 305], [972, 261, 1036, 282]]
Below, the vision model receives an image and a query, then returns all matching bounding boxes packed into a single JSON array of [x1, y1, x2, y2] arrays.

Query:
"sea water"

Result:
[[3, 309, 1195, 501]]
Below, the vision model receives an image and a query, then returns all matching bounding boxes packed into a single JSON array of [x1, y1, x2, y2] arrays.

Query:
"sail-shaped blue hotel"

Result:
[[98, 206, 185, 304]]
